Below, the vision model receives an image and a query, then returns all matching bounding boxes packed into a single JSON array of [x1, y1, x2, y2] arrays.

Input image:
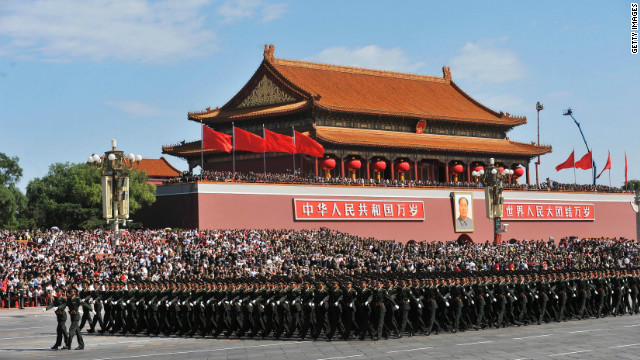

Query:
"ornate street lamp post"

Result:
[[87, 139, 142, 237], [479, 158, 513, 245]]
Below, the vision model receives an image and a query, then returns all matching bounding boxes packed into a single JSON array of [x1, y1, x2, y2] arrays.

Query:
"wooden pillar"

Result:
[[466, 162, 471, 183], [314, 158, 318, 177], [365, 157, 371, 180], [526, 162, 530, 185], [391, 159, 395, 180], [340, 156, 345, 178], [445, 160, 449, 182], [413, 158, 418, 181]]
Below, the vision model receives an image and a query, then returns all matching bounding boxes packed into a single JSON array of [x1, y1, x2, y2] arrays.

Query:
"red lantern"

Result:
[[449, 164, 463, 174], [322, 158, 336, 170], [373, 160, 387, 172], [397, 161, 410, 173], [347, 159, 361, 171], [513, 167, 525, 177], [474, 166, 484, 172]]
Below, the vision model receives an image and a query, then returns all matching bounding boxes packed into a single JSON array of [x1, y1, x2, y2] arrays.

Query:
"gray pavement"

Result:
[[1, 307, 639, 360]]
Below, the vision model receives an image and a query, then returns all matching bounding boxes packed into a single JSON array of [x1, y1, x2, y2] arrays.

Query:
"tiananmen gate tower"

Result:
[[163, 44, 551, 184]]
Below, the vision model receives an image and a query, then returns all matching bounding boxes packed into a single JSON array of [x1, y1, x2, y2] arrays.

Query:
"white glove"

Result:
[[493, 298, 496, 302], [470, 301, 474, 305], [394, 305, 399, 310], [200, 303, 204, 308], [251, 300, 256, 305], [309, 302, 313, 307], [127, 300, 130, 304], [573, 294, 576, 298], [334, 301, 339, 307], [224, 301, 229, 305], [445, 302, 449, 307], [364, 301, 369, 306], [349, 303, 353, 308], [190, 302, 194, 306], [136, 301, 140, 305], [277, 301, 281, 305], [535, 295, 539, 299], [292, 300, 296, 305], [594, 291, 598, 295], [418, 303, 423, 308], [53, 306, 58, 311], [320, 301, 324, 306], [514, 296, 518, 301], [218, 301, 222, 306], [554, 295, 558, 299], [238, 300, 242, 304], [42, 308, 47, 312], [157, 301, 161, 305]]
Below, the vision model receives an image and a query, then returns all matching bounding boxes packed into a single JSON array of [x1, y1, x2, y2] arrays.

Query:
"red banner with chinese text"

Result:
[[502, 203, 595, 221], [294, 199, 425, 221]]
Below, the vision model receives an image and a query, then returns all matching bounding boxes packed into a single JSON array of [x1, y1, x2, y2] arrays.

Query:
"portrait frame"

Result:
[[452, 191, 474, 233]]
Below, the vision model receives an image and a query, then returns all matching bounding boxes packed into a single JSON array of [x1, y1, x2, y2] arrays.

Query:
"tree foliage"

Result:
[[0, 153, 28, 228], [624, 179, 640, 191], [26, 162, 155, 230]]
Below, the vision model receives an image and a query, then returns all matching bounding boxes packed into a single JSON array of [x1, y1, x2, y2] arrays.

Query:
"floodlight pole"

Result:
[[535, 102, 544, 186]]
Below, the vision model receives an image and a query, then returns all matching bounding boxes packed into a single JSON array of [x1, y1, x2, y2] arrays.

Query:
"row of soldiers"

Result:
[[50, 268, 639, 342]]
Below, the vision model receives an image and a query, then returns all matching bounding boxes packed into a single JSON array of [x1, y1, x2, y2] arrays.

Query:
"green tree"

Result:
[[625, 179, 640, 191], [0, 153, 28, 228], [26, 162, 155, 230]]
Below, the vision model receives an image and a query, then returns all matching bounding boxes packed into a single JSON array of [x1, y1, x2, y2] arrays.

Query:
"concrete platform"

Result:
[[1, 307, 639, 359]]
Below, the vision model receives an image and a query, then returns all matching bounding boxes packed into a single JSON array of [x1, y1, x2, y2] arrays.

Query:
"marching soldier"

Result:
[[43, 288, 69, 350]]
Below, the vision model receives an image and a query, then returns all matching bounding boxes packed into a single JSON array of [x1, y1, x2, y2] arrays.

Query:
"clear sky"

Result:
[[1, 1, 638, 191]]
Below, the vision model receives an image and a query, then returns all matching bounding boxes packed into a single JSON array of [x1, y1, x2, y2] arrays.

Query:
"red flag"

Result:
[[233, 127, 265, 153], [574, 151, 593, 170], [555, 151, 575, 171], [625, 152, 628, 186], [596, 152, 611, 179], [264, 128, 296, 153], [202, 125, 232, 153], [294, 130, 324, 158]]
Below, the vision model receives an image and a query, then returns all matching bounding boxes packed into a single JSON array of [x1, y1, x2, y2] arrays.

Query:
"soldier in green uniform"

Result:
[[17, 277, 25, 309], [66, 287, 93, 350], [43, 288, 69, 350]]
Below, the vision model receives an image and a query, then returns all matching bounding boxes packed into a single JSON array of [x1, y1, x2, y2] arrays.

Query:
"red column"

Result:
[[445, 161, 450, 182], [414, 158, 419, 181], [466, 163, 471, 183], [391, 160, 395, 180], [366, 158, 370, 180], [314, 158, 318, 177], [340, 156, 345, 178], [526, 162, 530, 185]]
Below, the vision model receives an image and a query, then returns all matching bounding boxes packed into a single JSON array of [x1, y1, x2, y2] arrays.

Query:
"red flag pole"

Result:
[[263, 124, 266, 176], [292, 125, 296, 176], [573, 148, 576, 184], [200, 119, 204, 175]]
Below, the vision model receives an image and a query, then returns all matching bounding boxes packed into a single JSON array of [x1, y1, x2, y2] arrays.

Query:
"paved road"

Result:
[[1, 308, 639, 360]]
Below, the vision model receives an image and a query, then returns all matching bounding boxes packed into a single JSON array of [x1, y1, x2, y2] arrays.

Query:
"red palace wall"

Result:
[[150, 183, 637, 243]]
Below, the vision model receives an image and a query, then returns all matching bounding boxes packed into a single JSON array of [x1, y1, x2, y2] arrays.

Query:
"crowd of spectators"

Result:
[[163, 170, 632, 193], [1, 228, 638, 308]]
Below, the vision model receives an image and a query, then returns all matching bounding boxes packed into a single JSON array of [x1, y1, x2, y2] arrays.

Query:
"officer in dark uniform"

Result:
[[44, 288, 69, 350], [66, 287, 92, 350]]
